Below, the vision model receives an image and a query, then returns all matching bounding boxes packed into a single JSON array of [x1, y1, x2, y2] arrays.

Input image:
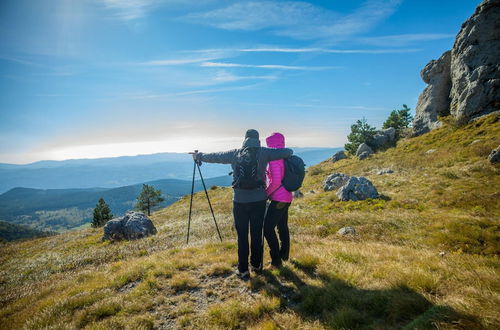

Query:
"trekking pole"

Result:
[[186, 151, 197, 244], [196, 162, 223, 242]]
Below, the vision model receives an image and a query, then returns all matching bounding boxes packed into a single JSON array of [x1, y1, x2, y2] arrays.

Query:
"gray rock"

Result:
[[488, 146, 500, 164], [323, 173, 350, 191], [413, 51, 451, 136], [103, 211, 157, 241], [293, 190, 304, 198], [377, 168, 394, 175], [470, 139, 482, 145], [358, 151, 371, 160], [337, 227, 356, 236], [426, 149, 436, 154], [336, 177, 379, 201], [331, 150, 347, 162], [413, 0, 500, 135], [372, 127, 397, 149], [356, 143, 374, 157], [449, 0, 500, 123]]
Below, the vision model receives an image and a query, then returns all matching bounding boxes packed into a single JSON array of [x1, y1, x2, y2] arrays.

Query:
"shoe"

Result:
[[250, 264, 263, 275], [265, 263, 282, 271], [236, 270, 250, 281]]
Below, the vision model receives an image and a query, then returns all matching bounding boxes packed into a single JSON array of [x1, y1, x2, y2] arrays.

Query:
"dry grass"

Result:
[[0, 113, 499, 329]]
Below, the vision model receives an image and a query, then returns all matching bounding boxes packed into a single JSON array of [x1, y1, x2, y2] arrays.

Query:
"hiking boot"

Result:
[[250, 264, 263, 275], [235, 270, 250, 281]]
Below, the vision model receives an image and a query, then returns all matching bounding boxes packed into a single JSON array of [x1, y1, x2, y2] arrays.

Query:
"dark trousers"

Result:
[[264, 201, 291, 266], [233, 200, 267, 273]]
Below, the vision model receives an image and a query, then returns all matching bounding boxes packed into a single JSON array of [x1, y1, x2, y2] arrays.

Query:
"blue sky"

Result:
[[0, 0, 480, 163]]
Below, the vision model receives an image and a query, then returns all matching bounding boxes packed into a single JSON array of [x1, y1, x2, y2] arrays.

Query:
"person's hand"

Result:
[[189, 150, 202, 165]]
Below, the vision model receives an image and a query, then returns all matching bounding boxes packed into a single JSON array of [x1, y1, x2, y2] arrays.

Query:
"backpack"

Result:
[[282, 155, 306, 192], [232, 147, 265, 189]]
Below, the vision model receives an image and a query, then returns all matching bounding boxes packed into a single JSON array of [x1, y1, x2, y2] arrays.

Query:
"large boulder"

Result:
[[323, 173, 350, 191], [449, 0, 500, 123], [336, 177, 379, 201], [413, 51, 452, 136], [372, 127, 397, 149], [331, 150, 347, 162], [103, 211, 157, 241], [413, 0, 500, 136], [356, 143, 374, 158]]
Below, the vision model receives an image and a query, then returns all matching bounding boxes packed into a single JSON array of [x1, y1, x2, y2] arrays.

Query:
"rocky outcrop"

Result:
[[331, 150, 347, 162], [356, 143, 374, 158], [103, 211, 157, 241], [413, 0, 500, 136], [372, 128, 396, 149], [336, 177, 379, 201], [413, 51, 452, 135], [323, 173, 350, 191], [489, 146, 500, 164]]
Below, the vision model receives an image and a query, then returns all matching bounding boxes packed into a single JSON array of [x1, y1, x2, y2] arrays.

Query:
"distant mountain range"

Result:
[[0, 147, 340, 193], [0, 147, 340, 233]]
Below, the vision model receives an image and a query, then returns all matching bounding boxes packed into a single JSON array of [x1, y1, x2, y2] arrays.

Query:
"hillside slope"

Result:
[[0, 114, 498, 329]]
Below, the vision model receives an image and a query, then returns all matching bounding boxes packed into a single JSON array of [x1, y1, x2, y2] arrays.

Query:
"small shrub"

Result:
[[292, 255, 320, 272]]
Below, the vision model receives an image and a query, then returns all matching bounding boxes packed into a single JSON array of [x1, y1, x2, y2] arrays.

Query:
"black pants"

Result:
[[264, 201, 291, 266], [233, 200, 267, 273]]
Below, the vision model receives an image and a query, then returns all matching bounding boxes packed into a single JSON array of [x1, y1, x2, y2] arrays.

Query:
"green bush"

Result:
[[344, 118, 376, 154]]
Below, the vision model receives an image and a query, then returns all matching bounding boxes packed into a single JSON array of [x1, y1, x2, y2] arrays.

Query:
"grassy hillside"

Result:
[[0, 114, 498, 329]]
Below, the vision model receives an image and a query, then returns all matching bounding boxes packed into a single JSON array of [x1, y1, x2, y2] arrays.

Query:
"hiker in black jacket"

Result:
[[192, 129, 293, 280]]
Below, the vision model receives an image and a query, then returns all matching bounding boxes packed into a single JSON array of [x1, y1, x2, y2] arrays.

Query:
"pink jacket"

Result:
[[265, 133, 293, 203]]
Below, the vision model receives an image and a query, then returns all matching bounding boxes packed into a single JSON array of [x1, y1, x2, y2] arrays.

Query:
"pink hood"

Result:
[[266, 132, 285, 148]]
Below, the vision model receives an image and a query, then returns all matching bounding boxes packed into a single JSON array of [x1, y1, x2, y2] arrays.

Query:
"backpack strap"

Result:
[[268, 184, 283, 200]]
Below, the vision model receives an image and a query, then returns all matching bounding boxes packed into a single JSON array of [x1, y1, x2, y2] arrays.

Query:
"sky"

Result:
[[0, 0, 481, 164]]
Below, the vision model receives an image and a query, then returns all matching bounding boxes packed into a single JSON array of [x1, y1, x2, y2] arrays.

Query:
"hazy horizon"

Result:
[[0, 0, 480, 163]]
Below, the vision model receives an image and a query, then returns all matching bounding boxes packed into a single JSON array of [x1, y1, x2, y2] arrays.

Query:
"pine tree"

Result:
[[383, 104, 414, 135], [92, 198, 113, 228], [135, 184, 165, 216], [344, 117, 377, 155]]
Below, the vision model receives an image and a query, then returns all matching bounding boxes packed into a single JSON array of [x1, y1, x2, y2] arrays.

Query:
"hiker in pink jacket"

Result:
[[264, 132, 292, 268]]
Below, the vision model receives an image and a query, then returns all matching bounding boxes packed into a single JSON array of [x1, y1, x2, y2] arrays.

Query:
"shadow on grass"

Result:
[[256, 264, 480, 329]]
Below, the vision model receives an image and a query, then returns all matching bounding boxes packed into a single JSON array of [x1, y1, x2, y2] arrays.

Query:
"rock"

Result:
[[372, 127, 397, 149], [426, 149, 436, 154], [413, 51, 451, 136], [377, 168, 394, 175], [358, 151, 371, 160], [439, 251, 446, 257], [323, 173, 350, 191], [450, 0, 500, 123], [470, 139, 482, 145], [103, 211, 157, 241], [331, 150, 347, 162], [337, 227, 356, 236], [293, 190, 304, 198], [413, 0, 500, 135], [336, 177, 379, 201], [356, 143, 374, 157], [488, 146, 500, 164]]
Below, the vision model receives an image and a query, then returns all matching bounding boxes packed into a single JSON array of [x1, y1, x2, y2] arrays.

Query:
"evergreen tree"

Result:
[[92, 198, 113, 228], [135, 184, 165, 216], [383, 104, 414, 133], [344, 117, 377, 155]]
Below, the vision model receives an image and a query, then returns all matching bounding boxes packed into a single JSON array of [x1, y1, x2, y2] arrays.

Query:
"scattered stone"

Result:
[[102, 211, 157, 241], [413, 0, 500, 135], [439, 251, 446, 257], [377, 168, 394, 175], [358, 151, 371, 160], [356, 143, 374, 157], [293, 190, 304, 198], [470, 139, 482, 145], [426, 149, 436, 154], [488, 146, 500, 164], [336, 176, 379, 201], [337, 227, 356, 236], [331, 150, 347, 162], [323, 173, 351, 191]]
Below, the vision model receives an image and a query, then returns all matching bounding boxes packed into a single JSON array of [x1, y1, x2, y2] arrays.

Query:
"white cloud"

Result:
[[184, 0, 402, 40], [200, 62, 339, 71], [99, 0, 162, 20], [238, 47, 421, 54], [358, 33, 455, 46]]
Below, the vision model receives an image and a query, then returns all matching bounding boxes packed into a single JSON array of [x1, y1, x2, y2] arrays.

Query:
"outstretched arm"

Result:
[[263, 147, 293, 162], [196, 150, 237, 164]]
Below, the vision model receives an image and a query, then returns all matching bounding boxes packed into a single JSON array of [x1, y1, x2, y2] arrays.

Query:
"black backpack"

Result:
[[232, 147, 264, 189], [282, 155, 306, 192]]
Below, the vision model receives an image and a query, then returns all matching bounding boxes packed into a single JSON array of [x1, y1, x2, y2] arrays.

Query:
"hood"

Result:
[[242, 137, 261, 148], [266, 132, 285, 148]]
